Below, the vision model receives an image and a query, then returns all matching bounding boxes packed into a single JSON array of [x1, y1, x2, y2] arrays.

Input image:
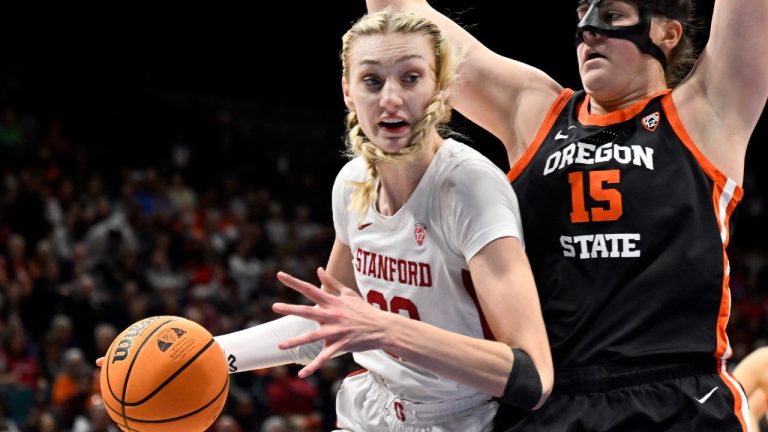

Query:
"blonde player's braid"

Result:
[[344, 110, 381, 218], [407, 89, 450, 156], [341, 8, 460, 220]]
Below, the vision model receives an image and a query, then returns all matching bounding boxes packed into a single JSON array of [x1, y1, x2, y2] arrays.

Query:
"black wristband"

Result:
[[499, 348, 542, 409]]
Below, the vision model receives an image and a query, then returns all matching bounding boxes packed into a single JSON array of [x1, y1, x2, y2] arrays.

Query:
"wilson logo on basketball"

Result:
[[642, 112, 660, 132], [413, 223, 427, 246], [112, 316, 161, 363], [156, 328, 187, 352]]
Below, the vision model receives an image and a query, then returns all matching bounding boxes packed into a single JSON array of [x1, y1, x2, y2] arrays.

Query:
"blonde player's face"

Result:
[[343, 32, 438, 154]]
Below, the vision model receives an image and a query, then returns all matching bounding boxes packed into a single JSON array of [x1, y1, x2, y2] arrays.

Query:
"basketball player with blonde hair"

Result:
[[234, 9, 551, 431]]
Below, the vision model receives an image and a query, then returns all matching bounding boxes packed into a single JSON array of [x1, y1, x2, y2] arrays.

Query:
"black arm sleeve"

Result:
[[499, 348, 543, 409]]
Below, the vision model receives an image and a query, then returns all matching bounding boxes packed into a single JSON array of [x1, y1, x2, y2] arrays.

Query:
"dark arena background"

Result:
[[1, 2, 765, 431]]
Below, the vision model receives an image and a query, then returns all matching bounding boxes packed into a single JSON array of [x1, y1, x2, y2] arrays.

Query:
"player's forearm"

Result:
[[379, 312, 514, 397], [214, 315, 322, 373]]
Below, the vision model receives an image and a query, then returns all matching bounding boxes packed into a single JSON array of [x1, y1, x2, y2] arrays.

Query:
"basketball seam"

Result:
[[122, 338, 217, 406], [103, 374, 229, 423], [117, 317, 179, 429], [121, 317, 178, 400]]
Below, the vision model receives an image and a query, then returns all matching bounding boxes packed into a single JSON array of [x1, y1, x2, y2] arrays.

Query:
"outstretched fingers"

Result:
[[317, 267, 349, 294], [277, 271, 333, 305], [297, 340, 346, 378], [273, 268, 374, 379], [272, 302, 328, 321], [276, 325, 343, 350]]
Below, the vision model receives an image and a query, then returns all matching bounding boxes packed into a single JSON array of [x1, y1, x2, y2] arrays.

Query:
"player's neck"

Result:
[[376, 147, 436, 215], [587, 80, 668, 114], [375, 162, 427, 216]]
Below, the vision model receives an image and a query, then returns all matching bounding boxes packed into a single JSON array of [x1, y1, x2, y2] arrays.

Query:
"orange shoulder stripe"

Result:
[[508, 88, 575, 182]]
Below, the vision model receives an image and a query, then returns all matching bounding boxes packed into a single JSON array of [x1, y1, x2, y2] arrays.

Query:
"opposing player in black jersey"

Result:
[[366, 0, 768, 430]]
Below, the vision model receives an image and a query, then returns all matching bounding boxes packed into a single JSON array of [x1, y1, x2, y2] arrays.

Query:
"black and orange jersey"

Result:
[[509, 89, 742, 369]]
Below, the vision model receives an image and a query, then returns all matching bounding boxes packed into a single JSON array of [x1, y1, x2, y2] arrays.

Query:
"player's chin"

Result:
[[580, 72, 618, 97], [372, 135, 411, 154]]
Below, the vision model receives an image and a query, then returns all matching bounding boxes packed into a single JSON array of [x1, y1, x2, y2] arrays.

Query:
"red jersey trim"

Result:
[[346, 368, 368, 378], [508, 88, 574, 182], [461, 269, 496, 341]]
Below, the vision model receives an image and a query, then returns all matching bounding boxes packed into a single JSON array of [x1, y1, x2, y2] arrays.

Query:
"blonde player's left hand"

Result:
[[274, 267, 389, 378]]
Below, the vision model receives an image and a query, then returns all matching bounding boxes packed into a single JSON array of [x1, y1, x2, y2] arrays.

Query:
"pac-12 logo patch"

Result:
[[642, 112, 660, 132], [413, 223, 427, 246], [156, 327, 186, 352]]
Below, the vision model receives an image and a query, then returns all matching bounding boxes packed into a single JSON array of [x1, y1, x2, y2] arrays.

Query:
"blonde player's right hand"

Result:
[[274, 267, 391, 378], [96, 357, 105, 368]]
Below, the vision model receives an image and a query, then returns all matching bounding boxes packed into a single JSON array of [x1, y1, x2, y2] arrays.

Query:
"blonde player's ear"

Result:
[[342, 77, 354, 110]]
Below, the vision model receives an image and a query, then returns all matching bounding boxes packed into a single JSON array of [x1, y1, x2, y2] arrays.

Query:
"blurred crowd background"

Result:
[[0, 2, 766, 431]]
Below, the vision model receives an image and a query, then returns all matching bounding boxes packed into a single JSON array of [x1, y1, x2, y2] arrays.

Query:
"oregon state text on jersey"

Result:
[[508, 89, 742, 368]]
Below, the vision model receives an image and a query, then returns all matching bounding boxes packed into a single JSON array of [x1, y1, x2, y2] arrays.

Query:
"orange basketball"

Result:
[[100, 316, 229, 432]]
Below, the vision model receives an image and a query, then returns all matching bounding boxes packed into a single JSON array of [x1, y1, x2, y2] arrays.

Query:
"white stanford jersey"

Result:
[[332, 138, 523, 403]]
